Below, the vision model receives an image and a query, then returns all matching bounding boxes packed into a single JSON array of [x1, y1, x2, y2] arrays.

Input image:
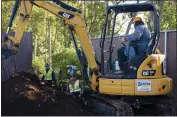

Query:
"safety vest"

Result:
[[69, 80, 81, 93], [44, 68, 53, 80]]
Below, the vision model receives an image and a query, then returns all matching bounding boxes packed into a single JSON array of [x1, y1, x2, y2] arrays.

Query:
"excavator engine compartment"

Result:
[[99, 77, 172, 95]]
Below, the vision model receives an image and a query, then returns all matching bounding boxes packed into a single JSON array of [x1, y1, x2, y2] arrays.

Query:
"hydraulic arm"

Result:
[[2, 0, 100, 91]]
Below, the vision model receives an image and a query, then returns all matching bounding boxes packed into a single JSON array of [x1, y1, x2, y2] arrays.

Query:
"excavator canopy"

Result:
[[108, 3, 156, 13]]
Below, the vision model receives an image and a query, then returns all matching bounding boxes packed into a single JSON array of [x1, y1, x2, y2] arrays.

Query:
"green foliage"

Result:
[[52, 48, 81, 79], [160, 1, 176, 31], [32, 57, 45, 72], [1, 1, 16, 32], [83, 1, 106, 38]]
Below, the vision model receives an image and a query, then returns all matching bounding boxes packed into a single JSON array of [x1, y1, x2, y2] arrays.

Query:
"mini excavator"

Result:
[[2, 0, 173, 115]]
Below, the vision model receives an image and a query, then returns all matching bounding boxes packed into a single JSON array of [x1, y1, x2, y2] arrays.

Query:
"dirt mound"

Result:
[[1, 72, 96, 116]]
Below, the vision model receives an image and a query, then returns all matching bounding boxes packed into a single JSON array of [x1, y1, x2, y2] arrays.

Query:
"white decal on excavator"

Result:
[[63, 12, 70, 19]]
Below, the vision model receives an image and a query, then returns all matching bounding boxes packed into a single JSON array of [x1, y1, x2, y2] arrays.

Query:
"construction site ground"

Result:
[[1, 72, 177, 116], [1, 72, 100, 116]]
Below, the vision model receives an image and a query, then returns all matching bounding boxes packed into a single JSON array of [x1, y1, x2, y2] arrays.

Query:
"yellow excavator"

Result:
[[2, 0, 173, 115]]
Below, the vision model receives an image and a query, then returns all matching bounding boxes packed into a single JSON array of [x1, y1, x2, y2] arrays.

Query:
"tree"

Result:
[[160, 1, 176, 31], [146, 0, 176, 31], [2, 1, 16, 32]]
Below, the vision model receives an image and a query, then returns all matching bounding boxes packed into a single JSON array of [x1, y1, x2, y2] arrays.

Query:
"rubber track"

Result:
[[90, 94, 134, 116], [156, 97, 177, 116], [133, 96, 177, 116]]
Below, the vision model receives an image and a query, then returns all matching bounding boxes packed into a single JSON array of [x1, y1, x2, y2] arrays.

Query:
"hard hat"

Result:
[[133, 17, 142, 23], [45, 63, 50, 67]]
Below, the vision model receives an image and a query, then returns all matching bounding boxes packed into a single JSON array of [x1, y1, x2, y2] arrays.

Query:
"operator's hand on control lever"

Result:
[[120, 37, 128, 46]]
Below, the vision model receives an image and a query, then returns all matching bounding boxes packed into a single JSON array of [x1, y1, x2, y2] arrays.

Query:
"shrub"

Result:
[[32, 57, 45, 78], [52, 48, 81, 79]]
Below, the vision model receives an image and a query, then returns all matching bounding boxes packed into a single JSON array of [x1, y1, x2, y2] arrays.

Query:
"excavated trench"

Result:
[[1, 72, 177, 116]]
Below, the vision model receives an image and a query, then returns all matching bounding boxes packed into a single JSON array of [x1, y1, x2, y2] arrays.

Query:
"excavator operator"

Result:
[[117, 17, 151, 73], [41, 63, 56, 86]]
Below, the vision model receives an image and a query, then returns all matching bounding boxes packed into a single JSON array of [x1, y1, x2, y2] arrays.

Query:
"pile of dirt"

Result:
[[1, 72, 97, 116]]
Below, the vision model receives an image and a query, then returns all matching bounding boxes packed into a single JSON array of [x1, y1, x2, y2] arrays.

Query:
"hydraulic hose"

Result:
[[7, 0, 20, 29]]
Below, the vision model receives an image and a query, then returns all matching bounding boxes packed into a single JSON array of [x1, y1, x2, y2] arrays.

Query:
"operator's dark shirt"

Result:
[[127, 24, 151, 54]]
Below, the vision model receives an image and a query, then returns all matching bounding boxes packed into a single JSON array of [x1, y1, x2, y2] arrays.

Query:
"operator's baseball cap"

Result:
[[133, 17, 142, 23]]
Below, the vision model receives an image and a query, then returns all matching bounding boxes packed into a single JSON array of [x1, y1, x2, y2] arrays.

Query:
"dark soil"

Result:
[[1, 72, 98, 116]]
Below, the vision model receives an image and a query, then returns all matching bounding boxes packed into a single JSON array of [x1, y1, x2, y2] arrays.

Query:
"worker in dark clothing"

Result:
[[117, 17, 151, 73], [41, 63, 56, 86]]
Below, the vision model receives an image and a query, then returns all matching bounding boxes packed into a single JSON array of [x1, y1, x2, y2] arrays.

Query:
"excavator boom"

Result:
[[2, 0, 99, 91]]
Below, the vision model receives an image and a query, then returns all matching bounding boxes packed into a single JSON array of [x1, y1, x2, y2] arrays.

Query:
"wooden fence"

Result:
[[1, 32, 32, 81]]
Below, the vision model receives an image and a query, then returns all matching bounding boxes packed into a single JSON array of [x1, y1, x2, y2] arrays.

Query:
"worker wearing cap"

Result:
[[117, 17, 151, 73], [41, 63, 56, 86], [67, 65, 81, 97]]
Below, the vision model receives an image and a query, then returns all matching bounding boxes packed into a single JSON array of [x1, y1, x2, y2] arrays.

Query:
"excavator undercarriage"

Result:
[[79, 90, 176, 116]]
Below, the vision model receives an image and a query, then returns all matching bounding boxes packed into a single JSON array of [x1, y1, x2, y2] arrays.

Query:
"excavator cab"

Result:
[[100, 3, 160, 77], [98, 2, 172, 96], [84, 3, 173, 115]]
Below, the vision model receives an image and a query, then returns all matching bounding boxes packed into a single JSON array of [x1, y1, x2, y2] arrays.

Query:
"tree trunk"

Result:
[[146, 0, 153, 32], [52, 18, 58, 54], [47, 16, 52, 66], [33, 35, 37, 60], [125, 0, 139, 35], [106, 2, 111, 36], [88, 1, 98, 38], [125, 13, 137, 35], [147, 12, 153, 32], [158, 0, 165, 25], [63, 21, 66, 48]]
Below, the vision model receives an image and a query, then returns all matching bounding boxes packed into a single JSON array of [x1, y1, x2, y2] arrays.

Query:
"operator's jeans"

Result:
[[117, 46, 136, 71], [117, 47, 127, 71]]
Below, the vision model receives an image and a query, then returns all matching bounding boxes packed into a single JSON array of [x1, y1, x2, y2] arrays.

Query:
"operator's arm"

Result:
[[127, 25, 144, 41]]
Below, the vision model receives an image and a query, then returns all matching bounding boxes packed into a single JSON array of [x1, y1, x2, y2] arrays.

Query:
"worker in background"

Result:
[[117, 17, 151, 73], [41, 63, 56, 86], [67, 65, 81, 97]]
